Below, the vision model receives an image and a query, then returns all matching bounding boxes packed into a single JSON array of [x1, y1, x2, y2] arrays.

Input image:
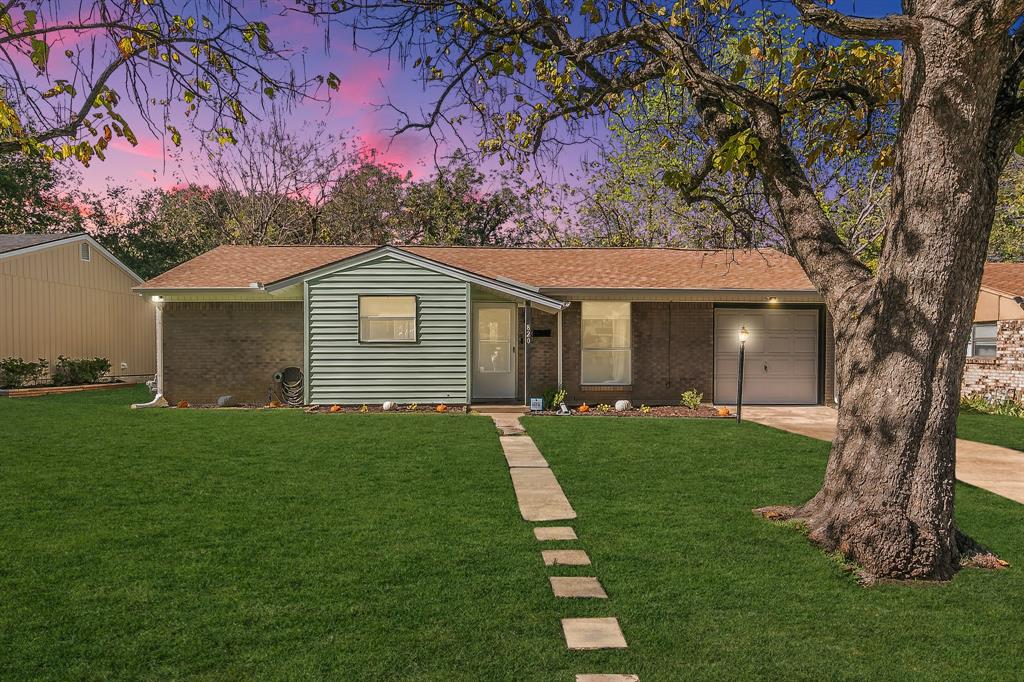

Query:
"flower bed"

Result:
[[536, 404, 727, 418], [0, 380, 130, 399]]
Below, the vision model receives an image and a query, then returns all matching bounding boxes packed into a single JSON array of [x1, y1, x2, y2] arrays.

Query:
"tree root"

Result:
[[753, 506, 1010, 582], [956, 529, 1010, 570]]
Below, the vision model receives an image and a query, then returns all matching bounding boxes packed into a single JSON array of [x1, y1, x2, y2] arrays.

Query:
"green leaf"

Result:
[[326, 72, 341, 90], [30, 38, 49, 73], [23, 9, 36, 30], [1015, 137, 1024, 157]]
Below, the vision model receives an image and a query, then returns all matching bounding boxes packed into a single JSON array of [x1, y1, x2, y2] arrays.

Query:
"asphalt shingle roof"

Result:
[[0, 232, 78, 255], [139, 245, 819, 292]]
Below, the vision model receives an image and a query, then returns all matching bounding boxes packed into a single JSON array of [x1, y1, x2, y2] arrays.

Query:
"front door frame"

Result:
[[471, 301, 518, 401]]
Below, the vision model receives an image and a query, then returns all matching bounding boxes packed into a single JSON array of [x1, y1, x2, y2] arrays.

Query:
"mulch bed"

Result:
[[536, 405, 728, 418], [0, 380, 129, 398]]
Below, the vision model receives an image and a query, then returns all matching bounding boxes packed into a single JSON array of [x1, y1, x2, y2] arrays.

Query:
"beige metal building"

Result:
[[0, 233, 155, 382]]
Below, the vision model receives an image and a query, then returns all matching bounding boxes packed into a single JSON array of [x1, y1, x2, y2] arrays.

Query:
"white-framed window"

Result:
[[79, 242, 91, 261], [581, 301, 631, 384], [359, 296, 417, 342], [968, 322, 997, 358]]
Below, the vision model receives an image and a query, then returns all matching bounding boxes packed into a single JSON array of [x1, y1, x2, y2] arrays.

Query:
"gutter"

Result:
[[131, 298, 168, 409]]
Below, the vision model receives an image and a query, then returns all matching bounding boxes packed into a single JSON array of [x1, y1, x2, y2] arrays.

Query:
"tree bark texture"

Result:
[[761, 3, 1020, 580]]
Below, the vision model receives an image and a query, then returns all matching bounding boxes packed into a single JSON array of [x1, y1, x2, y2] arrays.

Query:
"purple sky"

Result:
[[74, 0, 900, 193]]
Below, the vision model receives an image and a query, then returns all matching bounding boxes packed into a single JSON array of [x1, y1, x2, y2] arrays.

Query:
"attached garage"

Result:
[[714, 308, 821, 405]]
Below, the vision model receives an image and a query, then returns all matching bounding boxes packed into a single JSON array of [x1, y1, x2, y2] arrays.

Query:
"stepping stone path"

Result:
[[534, 526, 578, 541], [550, 576, 608, 599], [482, 412, 637, 680], [542, 549, 592, 566], [562, 618, 629, 650]]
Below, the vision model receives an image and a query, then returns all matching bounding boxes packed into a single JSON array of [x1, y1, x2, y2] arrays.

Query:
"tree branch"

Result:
[[791, 0, 921, 41]]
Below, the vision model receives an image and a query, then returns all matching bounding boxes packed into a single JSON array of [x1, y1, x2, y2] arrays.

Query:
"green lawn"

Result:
[[0, 388, 579, 680], [524, 416, 1024, 681], [958, 411, 1024, 451], [2, 391, 1022, 680]]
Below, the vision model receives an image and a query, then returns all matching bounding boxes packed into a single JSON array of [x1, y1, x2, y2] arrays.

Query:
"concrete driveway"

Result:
[[743, 406, 1024, 505]]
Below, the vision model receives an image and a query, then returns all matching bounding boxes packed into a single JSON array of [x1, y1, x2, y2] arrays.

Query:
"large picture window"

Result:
[[968, 322, 997, 357], [359, 296, 417, 342], [581, 301, 631, 384]]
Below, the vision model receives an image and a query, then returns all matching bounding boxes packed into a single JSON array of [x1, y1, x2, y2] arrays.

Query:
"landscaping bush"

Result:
[[0, 357, 48, 389], [960, 393, 1024, 418], [52, 356, 111, 386], [680, 389, 704, 410]]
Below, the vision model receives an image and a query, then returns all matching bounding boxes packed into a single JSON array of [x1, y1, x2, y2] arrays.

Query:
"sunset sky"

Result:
[[66, 0, 888, 193]]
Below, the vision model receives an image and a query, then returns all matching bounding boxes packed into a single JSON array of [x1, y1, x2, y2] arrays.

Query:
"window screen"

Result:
[[359, 296, 417, 342], [581, 301, 631, 384]]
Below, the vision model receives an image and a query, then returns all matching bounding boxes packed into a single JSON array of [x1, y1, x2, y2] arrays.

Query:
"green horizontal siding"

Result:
[[306, 255, 468, 404]]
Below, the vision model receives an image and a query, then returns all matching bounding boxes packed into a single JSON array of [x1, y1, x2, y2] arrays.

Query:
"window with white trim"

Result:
[[967, 322, 997, 358], [359, 296, 417, 342], [581, 301, 631, 384], [80, 242, 91, 261]]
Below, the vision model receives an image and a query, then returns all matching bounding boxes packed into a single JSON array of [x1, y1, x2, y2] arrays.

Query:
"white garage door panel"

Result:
[[715, 309, 819, 405]]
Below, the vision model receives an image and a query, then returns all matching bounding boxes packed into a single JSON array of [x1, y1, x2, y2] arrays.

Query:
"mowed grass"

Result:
[[0, 388, 583, 681], [524, 416, 1024, 681], [958, 411, 1024, 451]]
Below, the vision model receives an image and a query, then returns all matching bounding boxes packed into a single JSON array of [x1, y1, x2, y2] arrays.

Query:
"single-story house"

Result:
[[963, 262, 1024, 399], [135, 245, 835, 407], [0, 233, 155, 383]]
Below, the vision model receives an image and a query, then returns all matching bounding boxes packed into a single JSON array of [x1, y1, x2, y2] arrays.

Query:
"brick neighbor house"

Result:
[[134, 245, 836, 407], [963, 263, 1024, 400]]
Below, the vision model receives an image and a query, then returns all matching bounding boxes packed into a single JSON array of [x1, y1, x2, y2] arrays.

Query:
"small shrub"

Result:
[[680, 389, 704, 410], [640, 404, 652, 414], [552, 388, 567, 408], [52, 356, 110, 386], [596, 403, 612, 413], [359, 404, 369, 413], [960, 393, 1024, 418], [0, 357, 48, 389]]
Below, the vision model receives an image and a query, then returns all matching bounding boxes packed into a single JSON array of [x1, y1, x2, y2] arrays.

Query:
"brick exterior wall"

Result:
[[552, 301, 714, 406], [518, 307, 559, 401], [163, 302, 303, 405], [962, 319, 1024, 400]]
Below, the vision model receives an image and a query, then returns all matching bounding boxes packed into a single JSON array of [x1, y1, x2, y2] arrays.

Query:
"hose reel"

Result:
[[274, 366, 304, 407]]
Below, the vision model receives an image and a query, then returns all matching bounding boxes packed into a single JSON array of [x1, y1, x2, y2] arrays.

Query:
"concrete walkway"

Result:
[[743, 406, 1024, 504]]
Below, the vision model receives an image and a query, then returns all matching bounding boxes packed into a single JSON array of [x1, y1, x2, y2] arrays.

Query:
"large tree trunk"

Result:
[[760, 6, 1015, 580]]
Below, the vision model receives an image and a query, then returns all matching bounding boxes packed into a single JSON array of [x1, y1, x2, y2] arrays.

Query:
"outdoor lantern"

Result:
[[736, 326, 749, 423]]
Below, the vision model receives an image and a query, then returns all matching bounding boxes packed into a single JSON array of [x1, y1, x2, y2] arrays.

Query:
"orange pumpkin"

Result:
[[329, 404, 342, 413], [717, 406, 731, 417], [269, 400, 282, 408], [578, 403, 590, 413], [176, 400, 189, 409], [436, 404, 448, 413]]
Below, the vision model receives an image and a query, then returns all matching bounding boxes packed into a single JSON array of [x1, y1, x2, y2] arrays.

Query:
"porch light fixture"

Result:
[[150, 295, 163, 303], [766, 296, 778, 303], [736, 326, 749, 423]]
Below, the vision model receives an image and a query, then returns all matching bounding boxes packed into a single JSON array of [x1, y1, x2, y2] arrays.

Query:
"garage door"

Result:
[[714, 308, 819, 405]]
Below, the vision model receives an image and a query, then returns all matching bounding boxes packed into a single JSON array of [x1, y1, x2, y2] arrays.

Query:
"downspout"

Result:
[[132, 298, 168, 409]]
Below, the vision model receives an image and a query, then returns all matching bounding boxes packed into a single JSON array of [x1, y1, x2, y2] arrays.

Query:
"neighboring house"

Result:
[[135, 245, 835, 407], [0, 233, 155, 383], [963, 263, 1024, 399]]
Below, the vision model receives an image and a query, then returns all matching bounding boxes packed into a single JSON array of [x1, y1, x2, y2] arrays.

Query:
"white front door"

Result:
[[714, 308, 819, 404], [472, 303, 517, 400]]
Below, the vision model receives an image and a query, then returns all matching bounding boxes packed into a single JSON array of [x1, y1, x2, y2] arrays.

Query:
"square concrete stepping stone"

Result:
[[542, 549, 591, 566], [562, 617, 628, 650], [550, 576, 607, 598], [500, 435, 548, 467], [576, 676, 639, 682], [509, 467, 577, 521], [534, 526, 577, 541]]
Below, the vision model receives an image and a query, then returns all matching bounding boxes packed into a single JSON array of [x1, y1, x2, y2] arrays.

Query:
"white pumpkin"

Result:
[[382, 401, 396, 411], [614, 400, 632, 412]]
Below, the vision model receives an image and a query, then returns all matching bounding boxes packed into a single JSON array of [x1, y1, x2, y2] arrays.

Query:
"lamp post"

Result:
[[736, 325, 749, 423]]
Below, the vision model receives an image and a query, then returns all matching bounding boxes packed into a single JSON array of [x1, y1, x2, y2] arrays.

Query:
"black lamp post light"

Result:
[[736, 325, 749, 423]]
